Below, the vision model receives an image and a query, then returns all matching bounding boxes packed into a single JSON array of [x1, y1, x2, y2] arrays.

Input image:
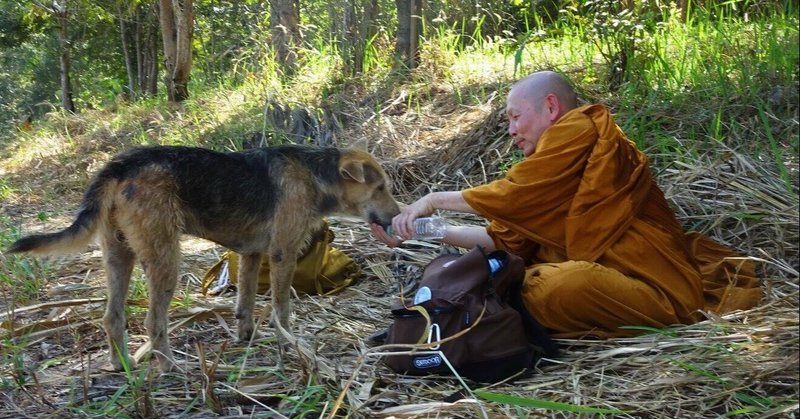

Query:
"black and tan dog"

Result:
[[7, 143, 400, 372]]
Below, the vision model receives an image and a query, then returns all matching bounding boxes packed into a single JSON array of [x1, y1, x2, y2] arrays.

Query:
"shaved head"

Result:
[[505, 71, 580, 156], [510, 71, 578, 112]]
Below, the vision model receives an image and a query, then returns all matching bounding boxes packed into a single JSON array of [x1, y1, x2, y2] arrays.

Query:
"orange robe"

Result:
[[463, 104, 761, 338]]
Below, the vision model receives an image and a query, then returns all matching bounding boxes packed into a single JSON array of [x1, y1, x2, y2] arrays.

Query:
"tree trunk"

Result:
[[146, 27, 159, 96], [394, 0, 422, 69], [116, 2, 159, 100], [135, 6, 144, 93], [343, 1, 358, 75], [143, 3, 159, 96], [269, 0, 301, 72], [118, 2, 136, 100], [55, 1, 76, 112], [159, 0, 193, 102], [343, 0, 379, 75]]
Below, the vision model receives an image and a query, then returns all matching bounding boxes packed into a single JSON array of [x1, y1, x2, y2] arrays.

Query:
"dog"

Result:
[[6, 143, 400, 372]]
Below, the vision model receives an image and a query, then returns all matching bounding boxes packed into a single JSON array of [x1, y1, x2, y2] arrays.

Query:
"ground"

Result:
[[1, 90, 798, 418]]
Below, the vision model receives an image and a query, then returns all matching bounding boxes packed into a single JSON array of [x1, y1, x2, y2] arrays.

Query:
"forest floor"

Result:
[[0, 78, 798, 418]]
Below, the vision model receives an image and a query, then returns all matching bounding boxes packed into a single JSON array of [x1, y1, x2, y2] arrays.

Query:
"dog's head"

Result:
[[338, 148, 400, 228]]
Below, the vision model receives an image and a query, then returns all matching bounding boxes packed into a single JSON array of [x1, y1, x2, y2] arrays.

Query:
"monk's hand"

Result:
[[370, 223, 403, 248], [390, 195, 436, 239]]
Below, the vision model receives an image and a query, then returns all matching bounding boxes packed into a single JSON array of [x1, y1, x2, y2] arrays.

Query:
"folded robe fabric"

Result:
[[463, 104, 761, 338], [201, 221, 360, 296]]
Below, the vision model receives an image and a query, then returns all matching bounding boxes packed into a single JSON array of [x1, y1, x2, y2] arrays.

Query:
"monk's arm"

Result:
[[425, 191, 479, 214], [442, 225, 496, 251], [390, 191, 478, 239]]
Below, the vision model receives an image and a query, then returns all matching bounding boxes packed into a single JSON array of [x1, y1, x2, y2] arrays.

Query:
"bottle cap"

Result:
[[488, 258, 502, 273], [414, 286, 432, 305]]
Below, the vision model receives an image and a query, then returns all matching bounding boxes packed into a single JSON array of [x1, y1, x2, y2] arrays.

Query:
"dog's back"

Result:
[[7, 144, 349, 257]]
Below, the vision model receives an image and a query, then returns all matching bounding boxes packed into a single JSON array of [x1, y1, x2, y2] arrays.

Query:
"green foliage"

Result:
[[193, 0, 267, 83], [0, 334, 31, 389], [0, 215, 49, 304], [475, 390, 625, 414], [672, 359, 788, 415], [65, 363, 158, 417]]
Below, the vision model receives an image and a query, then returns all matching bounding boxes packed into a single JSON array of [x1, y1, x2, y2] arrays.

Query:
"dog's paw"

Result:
[[153, 355, 178, 373], [106, 354, 137, 372], [237, 327, 261, 344]]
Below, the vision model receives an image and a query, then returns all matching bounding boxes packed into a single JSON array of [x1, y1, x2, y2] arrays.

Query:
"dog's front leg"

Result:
[[269, 247, 297, 339], [235, 253, 262, 342]]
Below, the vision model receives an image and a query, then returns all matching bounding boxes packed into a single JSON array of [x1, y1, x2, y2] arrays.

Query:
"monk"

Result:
[[371, 70, 761, 338]]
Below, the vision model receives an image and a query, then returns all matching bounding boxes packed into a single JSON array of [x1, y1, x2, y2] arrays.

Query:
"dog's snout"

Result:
[[368, 199, 399, 228], [369, 212, 394, 229]]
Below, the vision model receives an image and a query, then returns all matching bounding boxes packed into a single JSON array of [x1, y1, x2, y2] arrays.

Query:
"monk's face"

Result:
[[506, 89, 553, 157]]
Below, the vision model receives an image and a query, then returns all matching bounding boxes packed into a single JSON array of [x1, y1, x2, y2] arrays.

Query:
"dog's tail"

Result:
[[7, 177, 106, 256]]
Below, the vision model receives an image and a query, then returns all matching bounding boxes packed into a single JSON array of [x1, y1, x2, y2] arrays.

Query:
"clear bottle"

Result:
[[387, 217, 447, 240]]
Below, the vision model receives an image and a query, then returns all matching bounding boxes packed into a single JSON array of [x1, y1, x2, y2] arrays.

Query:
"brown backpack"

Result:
[[383, 246, 558, 383]]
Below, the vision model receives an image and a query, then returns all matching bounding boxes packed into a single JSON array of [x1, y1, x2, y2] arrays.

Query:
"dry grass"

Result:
[[0, 85, 798, 418]]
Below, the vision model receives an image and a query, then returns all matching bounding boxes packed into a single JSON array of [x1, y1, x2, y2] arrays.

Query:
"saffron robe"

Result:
[[463, 104, 761, 338]]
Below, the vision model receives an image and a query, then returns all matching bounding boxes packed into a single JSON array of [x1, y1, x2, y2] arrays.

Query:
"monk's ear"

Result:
[[340, 158, 366, 183], [350, 138, 369, 151], [544, 93, 561, 122]]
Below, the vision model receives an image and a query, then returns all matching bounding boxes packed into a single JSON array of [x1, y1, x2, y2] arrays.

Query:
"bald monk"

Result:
[[371, 71, 761, 338]]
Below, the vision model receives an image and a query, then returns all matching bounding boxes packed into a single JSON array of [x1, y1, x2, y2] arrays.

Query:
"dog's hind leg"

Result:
[[137, 233, 181, 372], [235, 253, 262, 342], [100, 228, 137, 371], [117, 173, 183, 372]]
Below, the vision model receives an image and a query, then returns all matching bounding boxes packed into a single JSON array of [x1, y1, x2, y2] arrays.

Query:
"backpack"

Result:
[[382, 246, 558, 383]]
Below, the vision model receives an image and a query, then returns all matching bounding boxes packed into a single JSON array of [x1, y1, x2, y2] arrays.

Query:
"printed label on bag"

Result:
[[413, 354, 443, 369]]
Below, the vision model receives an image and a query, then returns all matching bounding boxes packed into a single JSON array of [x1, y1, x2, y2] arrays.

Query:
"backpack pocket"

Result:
[[459, 303, 535, 382], [384, 300, 472, 376]]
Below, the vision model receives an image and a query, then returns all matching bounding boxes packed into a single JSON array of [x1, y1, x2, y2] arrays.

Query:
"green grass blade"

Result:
[[756, 104, 796, 200], [474, 390, 625, 414], [618, 325, 680, 336]]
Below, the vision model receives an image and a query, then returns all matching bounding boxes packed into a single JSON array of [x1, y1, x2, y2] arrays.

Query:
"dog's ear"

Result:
[[349, 138, 369, 151], [340, 159, 366, 183]]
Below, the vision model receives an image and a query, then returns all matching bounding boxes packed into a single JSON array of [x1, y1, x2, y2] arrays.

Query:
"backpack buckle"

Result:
[[427, 322, 441, 350]]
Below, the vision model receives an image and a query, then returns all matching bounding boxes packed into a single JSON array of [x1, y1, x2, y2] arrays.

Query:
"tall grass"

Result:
[[0, 216, 49, 305], [509, 3, 798, 176]]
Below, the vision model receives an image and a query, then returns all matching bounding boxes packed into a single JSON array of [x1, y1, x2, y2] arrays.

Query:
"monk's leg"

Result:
[[521, 261, 697, 338]]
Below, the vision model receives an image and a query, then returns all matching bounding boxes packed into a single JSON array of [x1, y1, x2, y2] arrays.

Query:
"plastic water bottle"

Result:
[[386, 217, 447, 240]]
